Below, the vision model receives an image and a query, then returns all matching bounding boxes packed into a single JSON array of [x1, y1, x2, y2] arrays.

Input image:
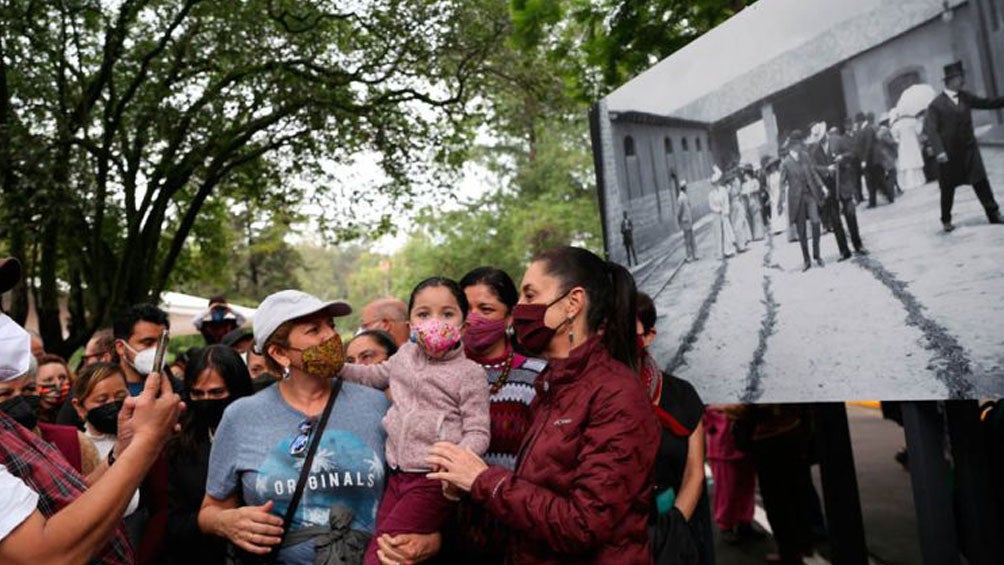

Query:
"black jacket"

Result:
[[164, 439, 227, 565], [924, 91, 1004, 186]]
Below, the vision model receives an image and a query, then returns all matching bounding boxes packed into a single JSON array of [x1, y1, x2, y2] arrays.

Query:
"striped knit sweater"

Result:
[[480, 351, 545, 470], [447, 350, 545, 562]]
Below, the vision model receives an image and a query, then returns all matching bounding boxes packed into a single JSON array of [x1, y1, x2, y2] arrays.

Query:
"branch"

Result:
[[70, 0, 146, 129], [265, 0, 354, 34], [152, 129, 309, 295], [110, 0, 202, 132]]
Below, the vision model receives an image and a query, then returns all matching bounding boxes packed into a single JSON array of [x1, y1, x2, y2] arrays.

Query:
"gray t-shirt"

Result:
[[206, 382, 389, 564]]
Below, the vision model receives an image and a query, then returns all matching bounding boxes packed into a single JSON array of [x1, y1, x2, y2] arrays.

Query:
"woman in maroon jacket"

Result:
[[428, 246, 660, 564]]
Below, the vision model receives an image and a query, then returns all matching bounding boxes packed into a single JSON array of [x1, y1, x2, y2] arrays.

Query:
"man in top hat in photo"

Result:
[[810, 125, 869, 261], [780, 130, 829, 271], [924, 60, 1004, 232]]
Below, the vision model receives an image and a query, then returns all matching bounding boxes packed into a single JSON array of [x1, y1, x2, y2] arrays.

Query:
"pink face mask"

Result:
[[463, 311, 508, 355], [411, 318, 462, 358]]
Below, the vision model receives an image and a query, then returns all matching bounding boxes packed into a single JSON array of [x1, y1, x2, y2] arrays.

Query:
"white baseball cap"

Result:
[[0, 314, 31, 383], [253, 290, 351, 354]]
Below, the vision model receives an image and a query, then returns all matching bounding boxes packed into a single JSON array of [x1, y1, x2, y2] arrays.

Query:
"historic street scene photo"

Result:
[[591, 0, 1004, 403]]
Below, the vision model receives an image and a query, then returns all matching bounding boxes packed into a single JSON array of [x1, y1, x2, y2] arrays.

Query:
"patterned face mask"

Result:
[[411, 318, 462, 358], [291, 334, 345, 378]]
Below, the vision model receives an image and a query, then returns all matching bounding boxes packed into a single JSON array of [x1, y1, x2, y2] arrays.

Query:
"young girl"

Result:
[[340, 277, 490, 565]]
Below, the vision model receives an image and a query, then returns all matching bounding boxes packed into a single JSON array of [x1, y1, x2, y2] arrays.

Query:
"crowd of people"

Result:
[[1, 61, 1001, 565], [703, 113, 898, 272], [0, 247, 720, 565], [676, 61, 1004, 272]]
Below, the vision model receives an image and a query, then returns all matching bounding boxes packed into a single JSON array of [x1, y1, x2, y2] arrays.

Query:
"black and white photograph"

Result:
[[590, 0, 1004, 403]]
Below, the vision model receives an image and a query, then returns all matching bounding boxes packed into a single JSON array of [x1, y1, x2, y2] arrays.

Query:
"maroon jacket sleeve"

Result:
[[469, 383, 658, 553], [138, 454, 170, 564]]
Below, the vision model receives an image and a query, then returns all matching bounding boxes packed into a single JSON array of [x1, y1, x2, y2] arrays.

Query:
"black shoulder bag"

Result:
[[227, 378, 344, 564]]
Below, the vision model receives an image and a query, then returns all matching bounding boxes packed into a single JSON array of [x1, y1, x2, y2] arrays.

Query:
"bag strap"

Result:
[[274, 378, 343, 553]]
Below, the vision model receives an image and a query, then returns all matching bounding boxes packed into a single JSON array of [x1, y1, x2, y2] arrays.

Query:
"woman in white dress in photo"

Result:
[[708, 168, 739, 259], [890, 108, 926, 191]]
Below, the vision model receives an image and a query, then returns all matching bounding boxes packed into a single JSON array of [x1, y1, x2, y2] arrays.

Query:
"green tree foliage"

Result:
[[510, 0, 753, 102], [0, 0, 501, 356], [338, 0, 754, 311]]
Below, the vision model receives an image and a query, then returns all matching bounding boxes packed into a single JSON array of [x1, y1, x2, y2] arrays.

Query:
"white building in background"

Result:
[[594, 0, 1004, 261]]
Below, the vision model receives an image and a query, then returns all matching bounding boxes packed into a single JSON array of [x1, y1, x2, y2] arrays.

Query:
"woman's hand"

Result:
[[375, 532, 441, 565], [425, 442, 488, 493], [217, 500, 285, 555]]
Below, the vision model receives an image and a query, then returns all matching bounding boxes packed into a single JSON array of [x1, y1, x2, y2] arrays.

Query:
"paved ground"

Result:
[[634, 145, 1004, 404], [711, 403, 921, 565]]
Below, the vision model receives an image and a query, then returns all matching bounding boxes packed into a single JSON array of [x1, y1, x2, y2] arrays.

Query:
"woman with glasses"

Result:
[[198, 290, 439, 564], [164, 345, 253, 564]]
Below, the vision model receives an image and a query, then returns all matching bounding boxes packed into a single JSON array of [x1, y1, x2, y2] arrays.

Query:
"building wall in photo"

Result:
[[974, 0, 1004, 106], [604, 113, 713, 260], [710, 70, 849, 171], [840, 3, 996, 128]]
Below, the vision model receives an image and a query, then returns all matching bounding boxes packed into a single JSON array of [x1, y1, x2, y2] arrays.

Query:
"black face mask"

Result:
[[0, 395, 40, 430], [188, 398, 230, 430], [86, 400, 123, 435]]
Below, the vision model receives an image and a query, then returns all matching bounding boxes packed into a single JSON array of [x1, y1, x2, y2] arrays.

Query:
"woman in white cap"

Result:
[[198, 290, 438, 564]]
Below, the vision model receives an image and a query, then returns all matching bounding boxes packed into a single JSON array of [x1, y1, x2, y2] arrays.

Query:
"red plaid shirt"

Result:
[[0, 411, 133, 564]]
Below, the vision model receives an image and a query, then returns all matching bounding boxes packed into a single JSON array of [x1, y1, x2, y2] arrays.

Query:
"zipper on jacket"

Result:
[[514, 392, 554, 475]]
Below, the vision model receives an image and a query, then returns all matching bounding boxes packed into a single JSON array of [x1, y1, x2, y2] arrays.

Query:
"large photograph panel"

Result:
[[591, 0, 1004, 403]]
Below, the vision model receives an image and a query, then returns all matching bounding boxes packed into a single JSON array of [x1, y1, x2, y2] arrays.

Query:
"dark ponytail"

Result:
[[534, 246, 639, 371], [605, 261, 639, 372]]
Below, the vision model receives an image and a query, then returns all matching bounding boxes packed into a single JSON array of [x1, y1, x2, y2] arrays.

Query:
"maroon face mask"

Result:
[[511, 291, 570, 356], [463, 311, 508, 355]]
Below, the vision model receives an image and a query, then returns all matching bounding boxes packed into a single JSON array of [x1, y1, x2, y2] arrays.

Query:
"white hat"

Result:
[[711, 165, 723, 184], [0, 314, 31, 383], [810, 121, 827, 141], [192, 304, 247, 330], [253, 290, 351, 354]]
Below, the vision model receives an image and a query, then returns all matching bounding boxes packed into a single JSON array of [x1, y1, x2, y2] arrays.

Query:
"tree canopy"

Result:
[[1, 0, 753, 356], [0, 0, 502, 355]]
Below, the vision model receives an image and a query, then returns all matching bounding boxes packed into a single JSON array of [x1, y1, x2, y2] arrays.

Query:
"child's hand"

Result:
[[431, 463, 461, 500]]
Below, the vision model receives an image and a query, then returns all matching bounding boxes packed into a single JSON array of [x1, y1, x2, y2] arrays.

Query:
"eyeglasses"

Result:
[[289, 419, 315, 457]]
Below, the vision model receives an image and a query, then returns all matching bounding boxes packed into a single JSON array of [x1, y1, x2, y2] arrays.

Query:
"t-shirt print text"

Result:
[[272, 470, 378, 495]]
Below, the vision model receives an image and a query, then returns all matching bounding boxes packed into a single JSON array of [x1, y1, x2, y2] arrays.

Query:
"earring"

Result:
[[567, 317, 575, 345], [282, 365, 291, 380]]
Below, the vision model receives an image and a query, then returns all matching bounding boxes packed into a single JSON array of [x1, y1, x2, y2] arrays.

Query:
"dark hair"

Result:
[[113, 303, 169, 341], [348, 330, 398, 358], [182, 345, 253, 403], [408, 277, 469, 320], [37, 353, 69, 369], [90, 328, 116, 354], [459, 267, 519, 313], [170, 345, 254, 458], [636, 292, 656, 334], [173, 347, 203, 368], [533, 246, 639, 371]]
